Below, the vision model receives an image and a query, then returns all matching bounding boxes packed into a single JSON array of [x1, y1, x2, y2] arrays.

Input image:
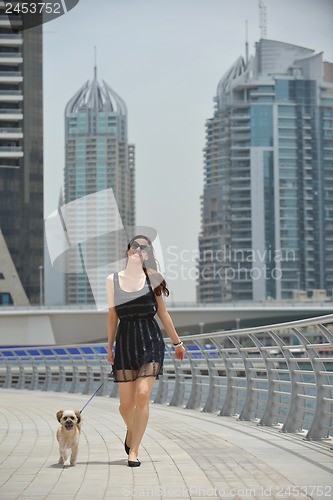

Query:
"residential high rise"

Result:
[[64, 67, 135, 304], [0, 6, 43, 305], [198, 39, 333, 303]]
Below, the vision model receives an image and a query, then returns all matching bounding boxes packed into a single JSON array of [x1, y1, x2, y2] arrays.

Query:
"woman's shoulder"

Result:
[[106, 272, 118, 284]]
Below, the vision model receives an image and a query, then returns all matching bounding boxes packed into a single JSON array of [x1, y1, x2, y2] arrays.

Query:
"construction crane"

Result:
[[259, 0, 267, 39]]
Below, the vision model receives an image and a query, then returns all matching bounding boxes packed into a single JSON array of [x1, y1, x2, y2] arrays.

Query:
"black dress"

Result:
[[113, 272, 165, 383]]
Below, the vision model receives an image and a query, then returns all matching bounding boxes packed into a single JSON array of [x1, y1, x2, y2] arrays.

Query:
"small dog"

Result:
[[56, 409, 81, 466]]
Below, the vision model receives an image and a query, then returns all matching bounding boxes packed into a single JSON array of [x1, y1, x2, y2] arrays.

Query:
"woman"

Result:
[[106, 235, 185, 467]]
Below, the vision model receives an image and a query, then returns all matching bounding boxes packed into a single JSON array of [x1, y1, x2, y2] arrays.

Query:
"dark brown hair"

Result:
[[127, 235, 169, 297]]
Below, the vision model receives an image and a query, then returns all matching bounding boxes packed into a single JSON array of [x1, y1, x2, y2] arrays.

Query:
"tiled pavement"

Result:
[[0, 389, 332, 500]]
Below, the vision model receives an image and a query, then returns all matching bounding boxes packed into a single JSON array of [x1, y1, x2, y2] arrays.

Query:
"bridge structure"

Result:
[[1, 301, 333, 345], [0, 313, 332, 498]]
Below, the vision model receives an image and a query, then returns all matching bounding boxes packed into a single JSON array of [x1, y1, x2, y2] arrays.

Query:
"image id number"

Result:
[[5, 3, 62, 14], [276, 485, 332, 497]]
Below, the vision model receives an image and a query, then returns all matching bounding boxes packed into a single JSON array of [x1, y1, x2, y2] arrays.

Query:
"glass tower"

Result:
[[0, 6, 43, 305], [64, 67, 135, 304], [198, 39, 333, 303]]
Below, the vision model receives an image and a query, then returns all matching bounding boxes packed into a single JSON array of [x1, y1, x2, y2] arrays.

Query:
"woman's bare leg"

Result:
[[118, 381, 136, 448], [128, 376, 156, 462]]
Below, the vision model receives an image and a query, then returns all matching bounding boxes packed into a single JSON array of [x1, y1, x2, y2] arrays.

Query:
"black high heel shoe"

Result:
[[124, 431, 130, 455], [128, 459, 141, 467]]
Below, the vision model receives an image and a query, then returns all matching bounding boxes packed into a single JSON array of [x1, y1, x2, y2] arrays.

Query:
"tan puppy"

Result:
[[56, 410, 81, 466]]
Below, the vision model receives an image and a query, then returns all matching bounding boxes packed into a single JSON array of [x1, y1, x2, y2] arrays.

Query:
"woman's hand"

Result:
[[108, 347, 114, 365], [174, 344, 186, 361]]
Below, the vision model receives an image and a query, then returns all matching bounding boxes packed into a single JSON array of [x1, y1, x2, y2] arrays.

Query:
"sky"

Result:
[[43, 0, 333, 303]]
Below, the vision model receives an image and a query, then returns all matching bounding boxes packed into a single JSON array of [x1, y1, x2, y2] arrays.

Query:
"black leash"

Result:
[[80, 369, 113, 414]]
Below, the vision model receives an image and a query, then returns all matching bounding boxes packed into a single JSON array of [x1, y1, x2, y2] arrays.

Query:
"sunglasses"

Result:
[[130, 241, 149, 252]]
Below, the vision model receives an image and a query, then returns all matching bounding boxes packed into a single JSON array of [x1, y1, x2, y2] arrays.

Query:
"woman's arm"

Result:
[[106, 275, 118, 364], [155, 294, 185, 360], [107, 309, 118, 364]]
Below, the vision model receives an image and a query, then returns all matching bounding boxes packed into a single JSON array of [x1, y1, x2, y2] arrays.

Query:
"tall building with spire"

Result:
[[0, 6, 43, 305], [198, 39, 333, 303], [64, 67, 135, 304]]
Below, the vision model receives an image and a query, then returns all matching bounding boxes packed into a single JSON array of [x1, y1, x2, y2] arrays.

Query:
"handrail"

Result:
[[164, 312, 333, 341], [0, 313, 332, 442]]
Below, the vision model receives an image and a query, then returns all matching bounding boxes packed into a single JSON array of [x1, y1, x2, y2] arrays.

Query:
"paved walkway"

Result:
[[0, 389, 332, 500]]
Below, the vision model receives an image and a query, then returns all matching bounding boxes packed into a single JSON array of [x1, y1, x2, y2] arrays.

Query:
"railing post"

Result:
[[168, 344, 185, 407], [186, 340, 205, 410], [230, 337, 261, 422], [98, 360, 111, 397], [16, 352, 26, 390], [2, 353, 13, 388], [30, 362, 39, 390], [55, 365, 66, 392], [293, 326, 333, 440], [249, 334, 282, 427], [4, 363, 12, 388], [269, 331, 306, 434], [28, 351, 41, 391], [219, 343, 240, 416], [43, 364, 53, 391], [69, 364, 81, 393], [154, 373, 168, 404], [40, 350, 50, 391], [109, 379, 119, 398], [203, 339, 222, 413]]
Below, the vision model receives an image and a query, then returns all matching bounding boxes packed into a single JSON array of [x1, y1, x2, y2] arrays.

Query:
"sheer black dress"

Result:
[[113, 272, 165, 382]]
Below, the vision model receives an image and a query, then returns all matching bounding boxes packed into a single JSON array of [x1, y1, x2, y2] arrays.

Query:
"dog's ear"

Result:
[[56, 410, 64, 422], [75, 410, 81, 423]]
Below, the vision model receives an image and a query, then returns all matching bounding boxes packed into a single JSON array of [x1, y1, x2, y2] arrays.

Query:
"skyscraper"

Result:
[[64, 67, 135, 304], [198, 39, 333, 303], [0, 7, 43, 305]]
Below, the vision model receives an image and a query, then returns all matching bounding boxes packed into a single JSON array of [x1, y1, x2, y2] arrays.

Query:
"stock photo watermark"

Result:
[[122, 484, 332, 498], [45, 188, 165, 310], [4, 0, 81, 31], [165, 245, 296, 283], [45, 188, 299, 309]]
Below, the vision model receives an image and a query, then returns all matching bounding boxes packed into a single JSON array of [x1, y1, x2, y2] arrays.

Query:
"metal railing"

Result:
[[0, 314, 332, 442]]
